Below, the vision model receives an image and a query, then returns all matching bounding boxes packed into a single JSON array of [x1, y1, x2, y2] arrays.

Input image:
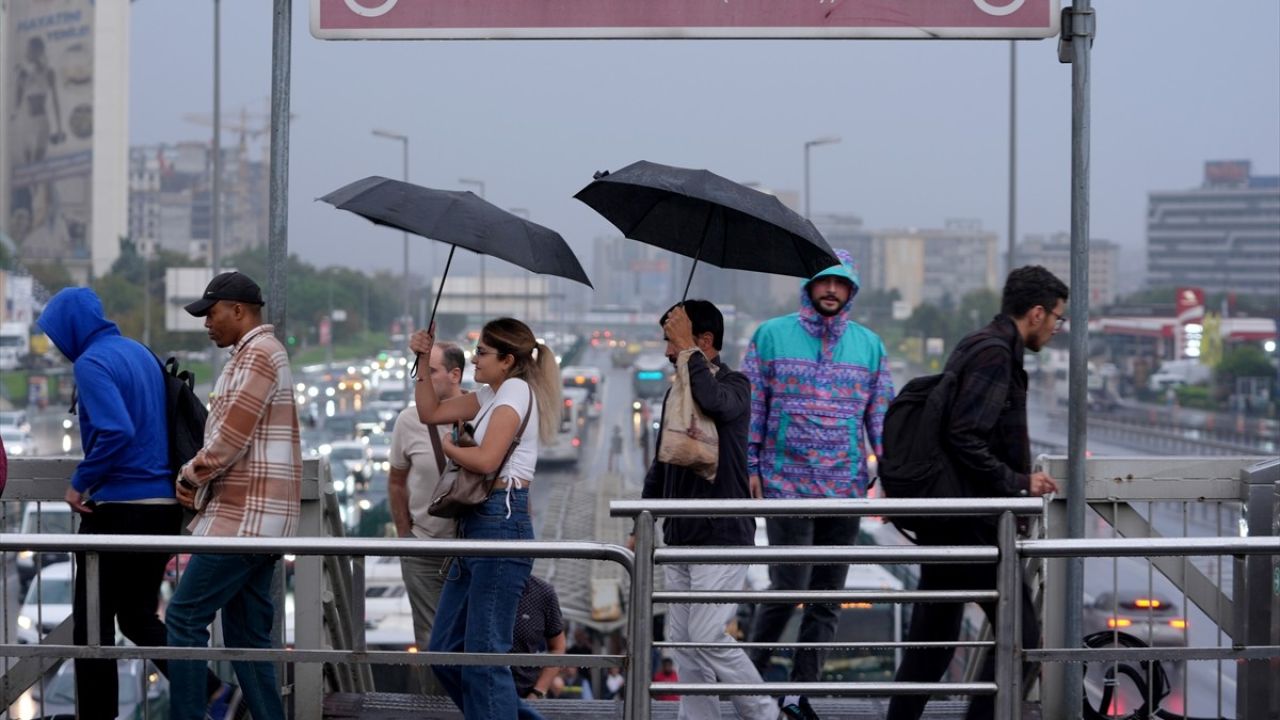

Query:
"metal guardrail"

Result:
[[611, 498, 1044, 720], [611, 493, 1279, 720], [0, 458, 630, 720]]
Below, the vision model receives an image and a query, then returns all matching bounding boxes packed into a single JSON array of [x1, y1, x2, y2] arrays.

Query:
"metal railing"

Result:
[[0, 458, 631, 720], [612, 490, 1279, 720], [611, 498, 1044, 720], [4, 457, 1275, 719]]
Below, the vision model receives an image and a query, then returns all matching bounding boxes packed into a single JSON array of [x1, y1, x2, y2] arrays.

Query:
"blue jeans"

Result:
[[166, 553, 283, 720], [429, 489, 543, 720]]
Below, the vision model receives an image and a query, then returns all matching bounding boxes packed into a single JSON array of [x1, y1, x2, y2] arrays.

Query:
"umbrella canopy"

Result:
[[574, 160, 839, 298], [322, 176, 592, 291]]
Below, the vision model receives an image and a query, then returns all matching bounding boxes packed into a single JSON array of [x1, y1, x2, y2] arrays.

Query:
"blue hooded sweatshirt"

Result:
[[37, 288, 173, 500]]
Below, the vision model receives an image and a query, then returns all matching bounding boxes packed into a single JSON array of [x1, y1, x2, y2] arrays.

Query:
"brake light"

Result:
[[564, 399, 573, 407], [1107, 618, 1132, 629], [571, 437, 581, 447], [1169, 619, 1187, 629], [1134, 598, 1162, 609]]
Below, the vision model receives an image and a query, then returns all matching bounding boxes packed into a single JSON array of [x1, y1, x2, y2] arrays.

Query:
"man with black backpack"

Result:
[[885, 266, 1065, 720], [37, 287, 225, 718]]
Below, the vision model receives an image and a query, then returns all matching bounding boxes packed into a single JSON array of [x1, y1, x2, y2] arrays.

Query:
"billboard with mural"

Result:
[[5, 0, 95, 265]]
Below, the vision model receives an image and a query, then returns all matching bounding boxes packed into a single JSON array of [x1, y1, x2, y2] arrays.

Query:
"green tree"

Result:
[[1216, 344, 1274, 387]]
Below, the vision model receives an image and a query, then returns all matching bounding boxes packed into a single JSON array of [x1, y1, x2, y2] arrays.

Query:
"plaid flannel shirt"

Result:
[[943, 315, 1032, 497], [182, 324, 302, 537]]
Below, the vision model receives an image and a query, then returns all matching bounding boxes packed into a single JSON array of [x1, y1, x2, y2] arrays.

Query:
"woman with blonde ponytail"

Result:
[[407, 317, 557, 720]]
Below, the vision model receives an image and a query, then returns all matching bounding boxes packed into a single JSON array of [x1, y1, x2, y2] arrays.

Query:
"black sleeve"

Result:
[[685, 353, 750, 423], [945, 347, 1029, 496]]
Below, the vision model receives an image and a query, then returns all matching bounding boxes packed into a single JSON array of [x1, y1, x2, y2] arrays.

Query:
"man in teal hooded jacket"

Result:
[[740, 250, 894, 719], [37, 287, 223, 717]]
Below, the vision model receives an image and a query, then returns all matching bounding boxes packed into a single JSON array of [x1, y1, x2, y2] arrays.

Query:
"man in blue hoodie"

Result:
[[740, 251, 895, 719], [38, 287, 223, 718]]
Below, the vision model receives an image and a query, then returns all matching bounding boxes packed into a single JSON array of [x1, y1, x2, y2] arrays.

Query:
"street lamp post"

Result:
[[459, 177, 487, 318], [372, 129, 411, 404], [803, 136, 841, 220]]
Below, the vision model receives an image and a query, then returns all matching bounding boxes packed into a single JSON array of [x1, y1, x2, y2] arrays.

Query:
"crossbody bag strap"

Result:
[[426, 424, 447, 475], [494, 384, 535, 478]]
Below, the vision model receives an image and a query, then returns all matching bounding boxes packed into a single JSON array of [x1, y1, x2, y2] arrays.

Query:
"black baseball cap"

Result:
[[184, 271, 265, 317]]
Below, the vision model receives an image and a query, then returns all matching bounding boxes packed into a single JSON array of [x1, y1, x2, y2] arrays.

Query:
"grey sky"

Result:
[[130, 1, 1280, 289]]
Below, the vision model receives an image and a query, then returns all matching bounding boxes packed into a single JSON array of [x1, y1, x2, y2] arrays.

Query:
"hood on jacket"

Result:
[[36, 287, 121, 362], [798, 249, 861, 341]]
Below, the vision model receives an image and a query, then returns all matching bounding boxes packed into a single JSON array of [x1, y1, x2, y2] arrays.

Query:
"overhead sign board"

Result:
[[313, 0, 1060, 40]]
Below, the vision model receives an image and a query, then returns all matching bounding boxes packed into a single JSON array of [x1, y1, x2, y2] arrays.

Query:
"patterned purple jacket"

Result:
[[742, 256, 894, 499]]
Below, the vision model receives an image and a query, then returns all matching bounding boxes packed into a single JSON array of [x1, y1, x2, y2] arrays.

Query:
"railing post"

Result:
[[996, 511, 1020, 720], [626, 511, 656, 720], [1235, 458, 1278, 719], [1041, 494, 1070, 720], [293, 461, 326, 720]]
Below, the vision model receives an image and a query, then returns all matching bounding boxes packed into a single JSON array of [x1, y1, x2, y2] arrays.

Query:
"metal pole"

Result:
[[402, 140, 411, 406], [627, 511, 656, 720], [210, 0, 224, 381], [803, 136, 840, 221], [266, 0, 291, 344], [804, 143, 811, 219], [995, 510, 1020, 720], [1064, 4, 1095, 718], [142, 244, 151, 346], [1007, 40, 1017, 275], [268, 0, 295, 712]]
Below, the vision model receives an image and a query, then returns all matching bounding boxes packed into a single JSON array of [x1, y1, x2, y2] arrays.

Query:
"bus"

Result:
[[631, 354, 671, 399], [540, 386, 588, 467]]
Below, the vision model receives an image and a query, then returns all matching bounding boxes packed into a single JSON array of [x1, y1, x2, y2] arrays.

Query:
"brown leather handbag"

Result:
[[427, 385, 532, 519]]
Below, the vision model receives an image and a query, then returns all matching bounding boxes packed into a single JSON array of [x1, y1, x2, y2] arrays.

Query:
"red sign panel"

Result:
[[1175, 287, 1205, 325], [313, 0, 1060, 40]]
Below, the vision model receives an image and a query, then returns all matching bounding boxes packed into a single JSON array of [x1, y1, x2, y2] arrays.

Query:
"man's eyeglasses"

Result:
[[1046, 308, 1067, 330]]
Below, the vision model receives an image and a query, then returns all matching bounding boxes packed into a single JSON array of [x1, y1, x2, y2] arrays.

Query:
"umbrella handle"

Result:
[[411, 244, 457, 378]]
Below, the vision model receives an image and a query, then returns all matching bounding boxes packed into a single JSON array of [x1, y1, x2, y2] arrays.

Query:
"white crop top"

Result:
[[471, 379, 538, 481]]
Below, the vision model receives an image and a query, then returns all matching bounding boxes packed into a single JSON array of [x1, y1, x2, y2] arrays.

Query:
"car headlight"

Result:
[[17, 615, 32, 630], [10, 445, 22, 455], [333, 479, 346, 493], [18, 550, 33, 561]]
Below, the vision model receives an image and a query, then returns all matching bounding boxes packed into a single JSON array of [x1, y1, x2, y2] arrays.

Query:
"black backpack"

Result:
[[153, 353, 209, 478], [878, 337, 1006, 536]]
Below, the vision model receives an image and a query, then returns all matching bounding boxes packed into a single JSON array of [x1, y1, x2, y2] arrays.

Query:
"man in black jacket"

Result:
[[637, 299, 775, 720], [888, 265, 1066, 720]]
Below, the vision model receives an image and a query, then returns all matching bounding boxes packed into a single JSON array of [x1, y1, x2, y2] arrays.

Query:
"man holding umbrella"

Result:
[[636, 299, 776, 720], [741, 251, 894, 719]]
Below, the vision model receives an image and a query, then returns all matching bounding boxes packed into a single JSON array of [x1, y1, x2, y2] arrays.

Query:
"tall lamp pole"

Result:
[[803, 136, 841, 220], [459, 177, 487, 318], [372, 129, 411, 404], [1007, 40, 1018, 275], [209, 0, 224, 382]]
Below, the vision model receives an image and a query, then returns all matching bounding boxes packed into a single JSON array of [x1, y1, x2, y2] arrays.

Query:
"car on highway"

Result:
[[17, 562, 74, 644], [1, 425, 36, 456], [16, 502, 76, 592], [631, 354, 671, 400], [1083, 593, 1187, 647], [0, 409, 31, 433], [23, 657, 171, 718]]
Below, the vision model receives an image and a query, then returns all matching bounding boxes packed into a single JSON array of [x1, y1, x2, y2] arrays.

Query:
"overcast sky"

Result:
[[129, 1, 1280, 290]]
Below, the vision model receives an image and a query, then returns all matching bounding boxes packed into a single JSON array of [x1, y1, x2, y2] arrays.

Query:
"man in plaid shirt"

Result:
[[166, 271, 301, 720], [888, 266, 1065, 720]]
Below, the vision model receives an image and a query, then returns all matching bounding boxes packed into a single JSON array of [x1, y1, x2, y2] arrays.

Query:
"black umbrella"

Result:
[[574, 160, 839, 300], [321, 176, 592, 330]]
